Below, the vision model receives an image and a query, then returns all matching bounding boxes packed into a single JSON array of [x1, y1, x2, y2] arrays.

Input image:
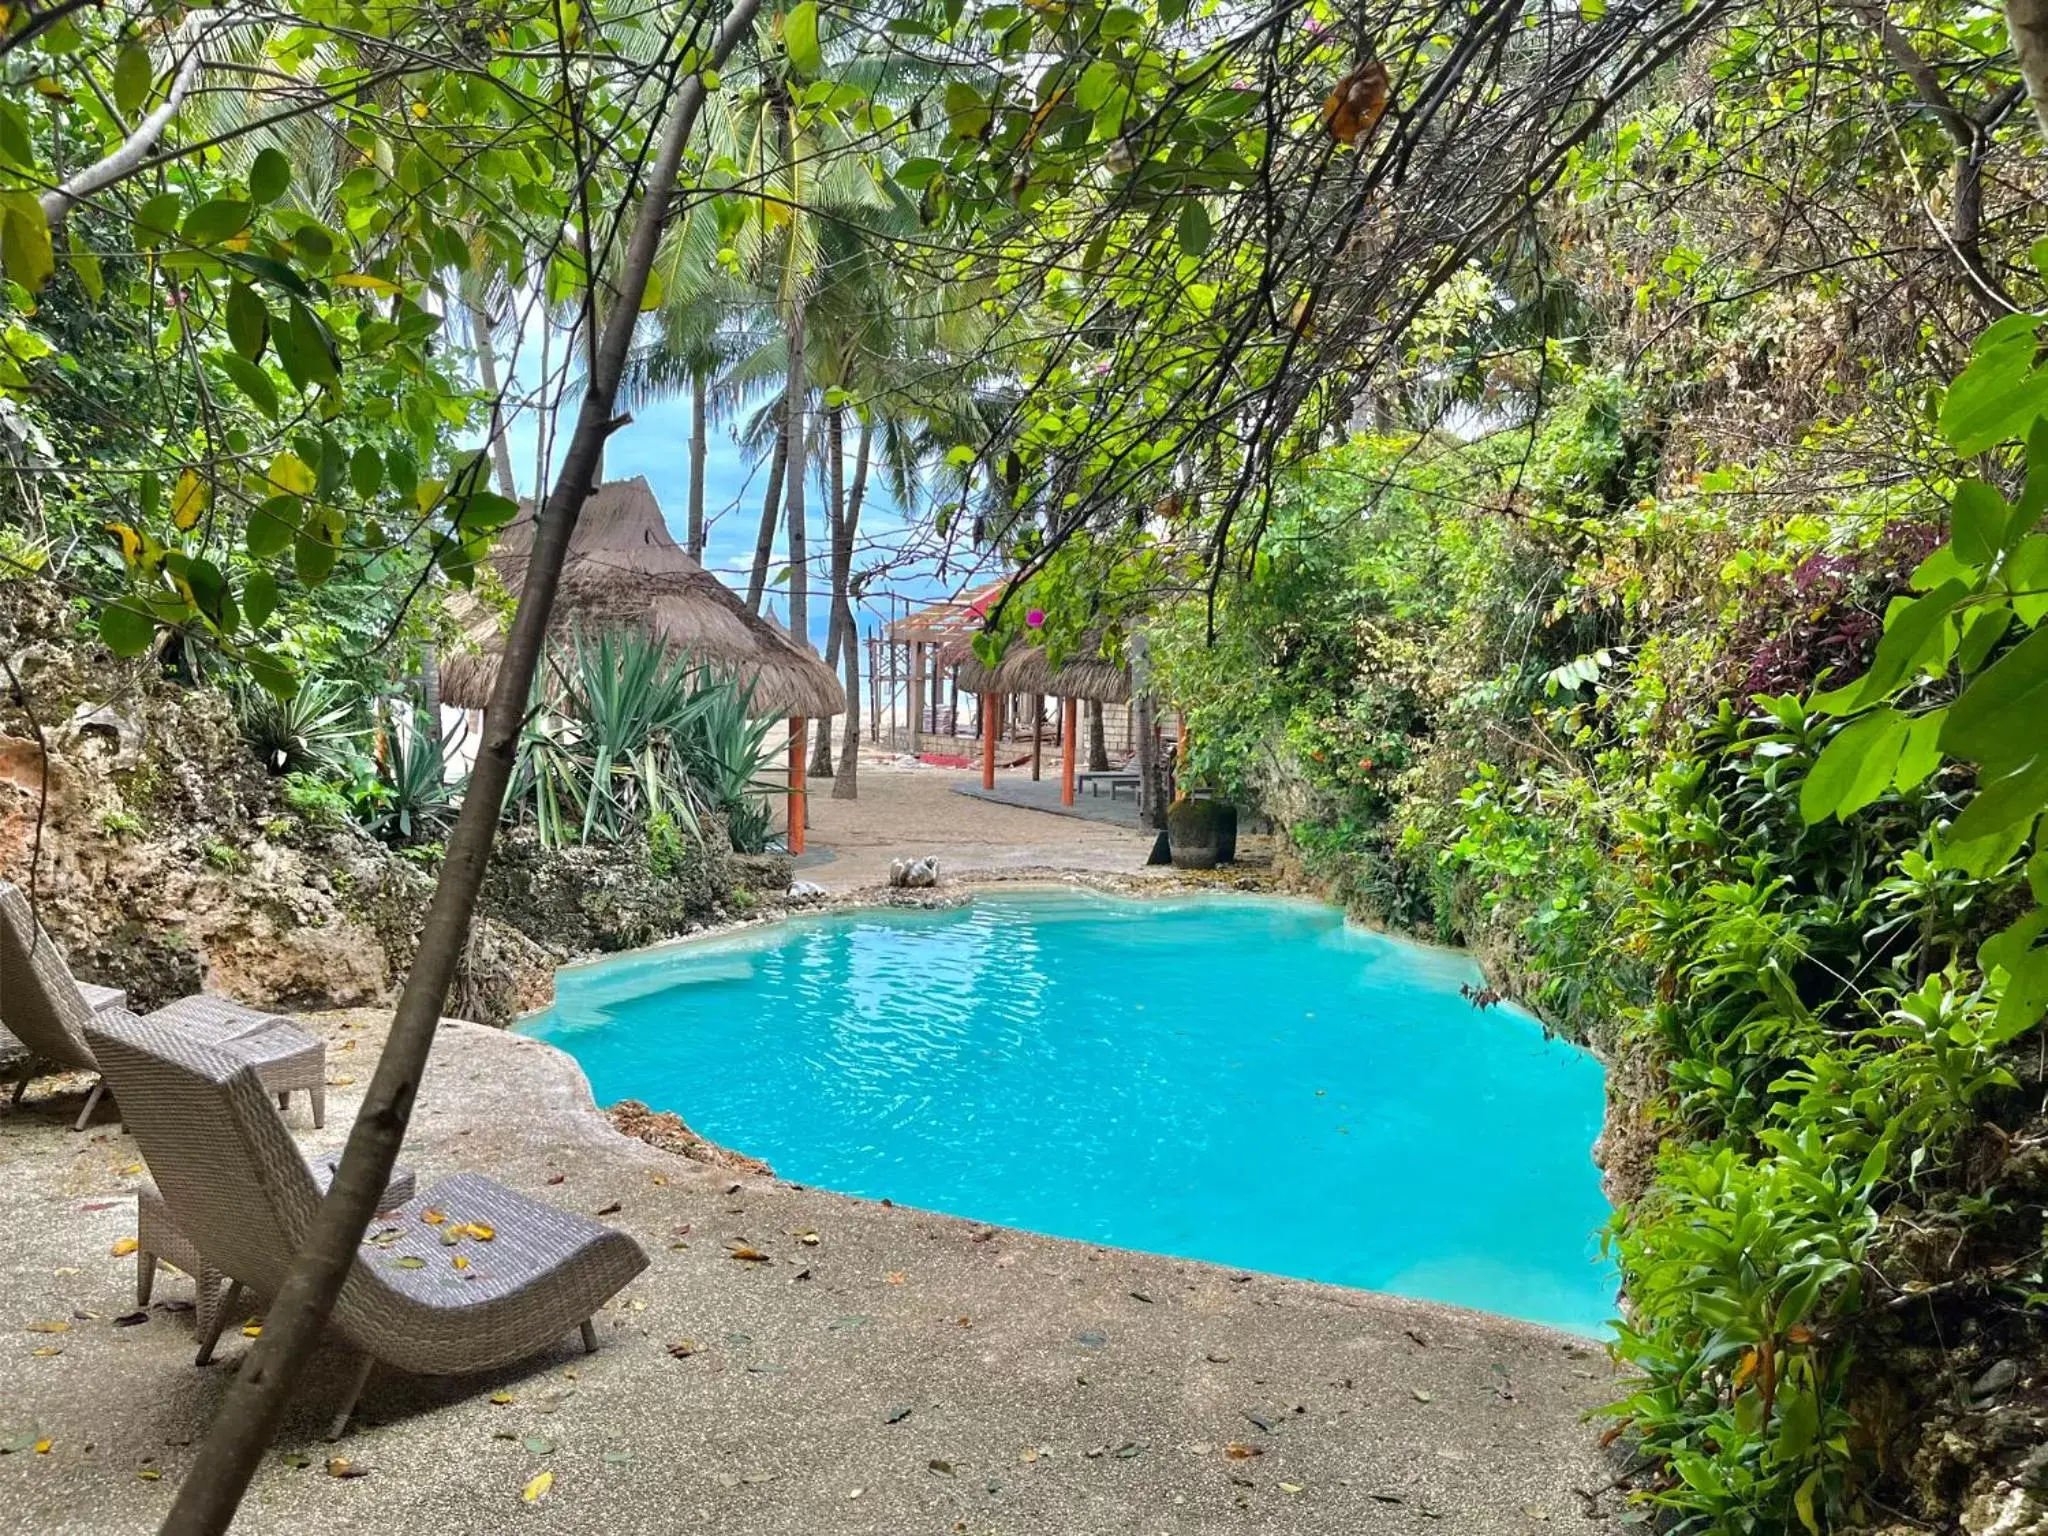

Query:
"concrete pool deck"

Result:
[[0, 1009, 1621, 1534]]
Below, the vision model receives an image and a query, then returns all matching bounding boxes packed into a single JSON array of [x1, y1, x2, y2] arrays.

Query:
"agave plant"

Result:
[[360, 704, 458, 846], [233, 678, 364, 775], [507, 631, 777, 853]]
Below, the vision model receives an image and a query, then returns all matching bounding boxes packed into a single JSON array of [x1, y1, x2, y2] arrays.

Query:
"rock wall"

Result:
[[0, 580, 781, 1026]]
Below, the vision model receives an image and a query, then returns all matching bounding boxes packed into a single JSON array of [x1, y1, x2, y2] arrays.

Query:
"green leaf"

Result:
[[349, 447, 384, 500], [1957, 605, 2012, 674], [243, 645, 298, 700], [0, 100, 33, 171], [1176, 200, 1212, 257], [225, 282, 269, 362], [1940, 313, 2048, 455], [1800, 708, 1908, 823], [1893, 708, 1947, 792], [242, 569, 279, 629], [275, 301, 339, 393], [249, 147, 291, 206], [246, 495, 298, 559], [132, 193, 182, 250], [1813, 580, 1967, 713], [1074, 60, 1120, 112], [2008, 535, 2048, 626], [1941, 625, 2048, 767], [112, 41, 153, 119], [456, 490, 520, 532], [68, 238, 103, 305], [294, 530, 338, 585], [216, 352, 280, 420], [385, 446, 418, 499], [784, 2, 822, 75], [1945, 754, 2048, 847], [182, 198, 253, 248], [99, 602, 156, 657], [1953, 480, 2008, 566], [0, 192, 55, 295]]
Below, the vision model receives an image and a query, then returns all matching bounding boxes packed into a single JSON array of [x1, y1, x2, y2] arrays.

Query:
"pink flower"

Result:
[[1303, 16, 1328, 34], [1026, 609, 1046, 628]]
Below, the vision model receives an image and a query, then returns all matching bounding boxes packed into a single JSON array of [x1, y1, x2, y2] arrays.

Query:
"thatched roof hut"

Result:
[[439, 477, 844, 719], [944, 632, 1131, 703]]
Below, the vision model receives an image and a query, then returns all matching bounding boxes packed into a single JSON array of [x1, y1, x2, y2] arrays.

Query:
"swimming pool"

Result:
[[524, 891, 1616, 1335]]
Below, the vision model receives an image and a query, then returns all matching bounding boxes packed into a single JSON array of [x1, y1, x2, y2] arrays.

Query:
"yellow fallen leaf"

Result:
[[327, 1076, 355, 1088], [32, 1346, 62, 1358], [241, 1323, 262, 1337], [522, 1469, 553, 1503], [1280, 1481, 1304, 1494], [650, 1173, 667, 1186], [421, 1209, 446, 1226], [121, 1164, 142, 1176], [33, 1439, 51, 1455], [137, 1468, 161, 1480], [26, 1321, 68, 1334], [490, 1391, 514, 1405], [110, 1237, 139, 1257], [462, 1224, 495, 1242], [452, 1256, 470, 1270]]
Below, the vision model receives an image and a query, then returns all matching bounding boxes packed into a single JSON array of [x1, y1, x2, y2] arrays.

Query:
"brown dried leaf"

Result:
[[729, 1246, 769, 1263], [1320, 59, 1389, 146]]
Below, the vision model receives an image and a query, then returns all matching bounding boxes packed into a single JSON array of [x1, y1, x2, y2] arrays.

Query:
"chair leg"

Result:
[[136, 1249, 158, 1307], [277, 1091, 290, 1112], [8, 1058, 35, 1109], [72, 1079, 106, 1131], [192, 1264, 227, 1342], [579, 1319, 598, 1354], [309, 1085, 325, 1130], [327, 1352, 375, 1441], [195, 1279, 243, 1366]]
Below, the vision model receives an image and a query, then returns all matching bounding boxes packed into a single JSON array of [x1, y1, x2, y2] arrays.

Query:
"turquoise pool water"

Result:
[[524, 892, 1616, 1335]]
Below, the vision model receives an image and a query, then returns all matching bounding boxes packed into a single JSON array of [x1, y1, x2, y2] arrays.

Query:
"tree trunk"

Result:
[[808, 407, 844, 778], [2010, 0, 2048, 137], [468, 298, 519, 500], [832, 419, 870, 796], [156, 10, 763, 1529], [745, 404, 787, 614], [687, 366, 708, 560], [784, 306, 809, 652], [1087, 698, 1109, 771]]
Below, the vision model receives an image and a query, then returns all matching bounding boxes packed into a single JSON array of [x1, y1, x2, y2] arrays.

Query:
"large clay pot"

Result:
[[1167, 798, 1230, 869]]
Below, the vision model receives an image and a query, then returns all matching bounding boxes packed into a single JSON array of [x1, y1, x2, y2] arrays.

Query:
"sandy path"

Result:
[[797, 760, 1159, 890]]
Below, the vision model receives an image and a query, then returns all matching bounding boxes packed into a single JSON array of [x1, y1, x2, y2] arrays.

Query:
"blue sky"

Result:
[[497, 348, 971, 655]]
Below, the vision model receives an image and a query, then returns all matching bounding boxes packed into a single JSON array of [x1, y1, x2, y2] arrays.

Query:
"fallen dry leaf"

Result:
[[390, 1256, 426, 1270], [33, 1439, 52, 1455], [666, 1340, 698, 1358], [25, 1321, 68, 1335], [421, 1209, 446, 1225], [110, 1237, 139, 1258], [545, 1173, 565, 1185], [462, 1224, 495, 1242], [1224, 1443, 1262, 1460], [137, 1467, 161, 1481], [241, 1323, 262, 1337], [729, 1246, 769, 1263], [490, 1391, 515, 1405], [522, 1469, 553, 1504], [31, 1346, 62, 1358], [595, 1201, 622, 1216], [325, 1457, 369, 1479], [796, 1230, 820, 1246], [884, 1271, 906, 1285], [452, 1256, 470, 1271], [327, 1075, 355, 1088], [1280, 1481, 1304, 1494]]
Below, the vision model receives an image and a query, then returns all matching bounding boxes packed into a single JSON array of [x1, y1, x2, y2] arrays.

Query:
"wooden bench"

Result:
[[1077, 770, 1142, 799]]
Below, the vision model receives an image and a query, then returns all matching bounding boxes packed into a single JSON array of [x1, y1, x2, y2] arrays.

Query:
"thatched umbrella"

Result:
[[945, 632, 1131, 801], [438, 477, 842, 852], [439, 478, 844, 719]]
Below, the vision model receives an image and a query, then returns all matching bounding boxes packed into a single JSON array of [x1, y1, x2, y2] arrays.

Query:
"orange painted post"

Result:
[[787, 716, 807, 855], [981, 692, 997, 790], [1061, 696, 1078, 806]]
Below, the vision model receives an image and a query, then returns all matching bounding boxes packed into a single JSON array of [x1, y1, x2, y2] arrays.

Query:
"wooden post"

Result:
[[909, 640, 925, 755], [1030, 694, 1043, 781], [1061, 696, 1077, 806], [981, 692, 997, 789], [787, 716, 807, 854]]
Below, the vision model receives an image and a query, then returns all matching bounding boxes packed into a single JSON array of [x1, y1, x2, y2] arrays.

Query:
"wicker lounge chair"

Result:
[[86, 1008, 650, 1436], [0, 881, 325, 1129]]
